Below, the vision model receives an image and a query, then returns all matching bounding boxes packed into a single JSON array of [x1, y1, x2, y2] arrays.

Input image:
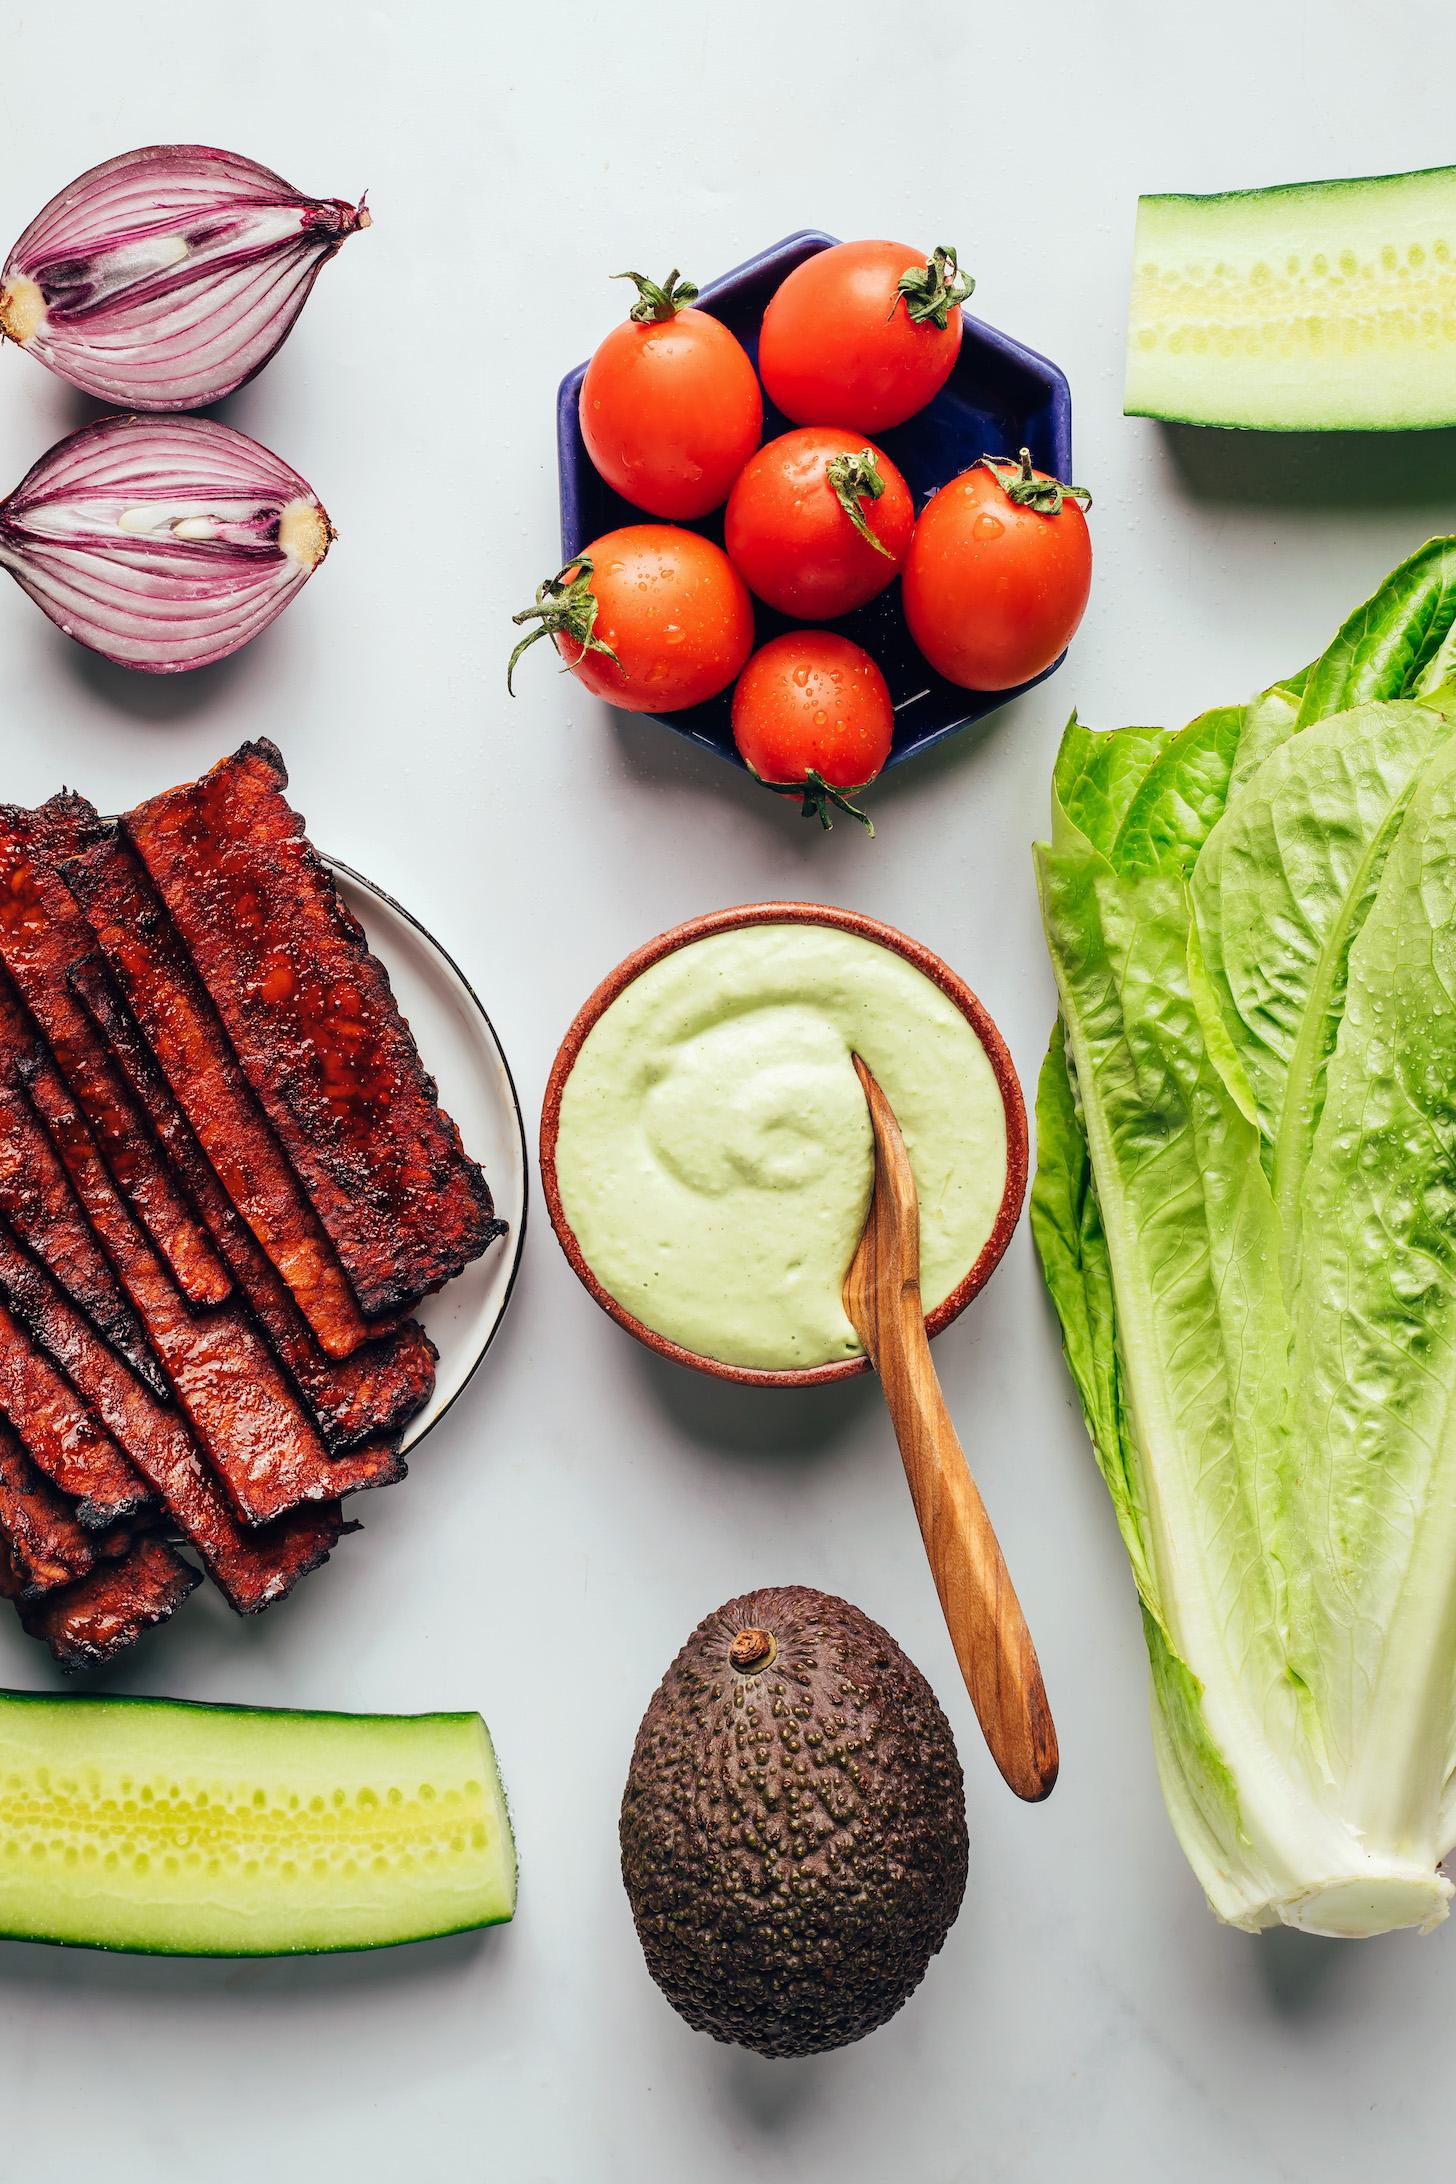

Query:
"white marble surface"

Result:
[[1, 3, 1452, 2177]]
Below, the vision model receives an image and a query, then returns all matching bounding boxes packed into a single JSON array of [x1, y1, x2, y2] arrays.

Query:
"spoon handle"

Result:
[[866, 1290, 1059, 1801], [844, 1054, 1057, 1802]]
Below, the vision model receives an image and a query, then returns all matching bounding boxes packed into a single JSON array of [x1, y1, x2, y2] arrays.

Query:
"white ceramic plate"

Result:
[[328, 858, 527, 1447]]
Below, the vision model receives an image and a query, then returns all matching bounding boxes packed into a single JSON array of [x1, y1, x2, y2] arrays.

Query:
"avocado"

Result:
[[620, 1584, 968, 2057]]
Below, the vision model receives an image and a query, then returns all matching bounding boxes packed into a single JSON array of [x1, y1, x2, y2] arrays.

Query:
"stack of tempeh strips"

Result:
[[0, 739, 503, 1669]]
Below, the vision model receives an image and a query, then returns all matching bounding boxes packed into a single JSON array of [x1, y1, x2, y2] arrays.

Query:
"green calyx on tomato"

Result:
[[893, 244, 974, 329], [825, 448, 895, 559], [612, 267, 700, 323], [507, 558, 620, 693], [750, 763, 876, 836], [978, 447, 1093, 517]]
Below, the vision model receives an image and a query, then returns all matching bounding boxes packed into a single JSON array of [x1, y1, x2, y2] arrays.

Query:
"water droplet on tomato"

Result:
[[792, 666, 810, 687], [974, 513, 1005, 540]]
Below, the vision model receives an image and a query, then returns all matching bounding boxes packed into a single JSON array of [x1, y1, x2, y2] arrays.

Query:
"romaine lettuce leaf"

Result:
[[1033, 1028, 1279, 1919], [1227, 677, 1305, 798], [1030, 1030, 1155, 1613], [1052, 715, 1176, 856], [1288, 732, 1456, 1873], [1299, 537, 1456, 723], [1110, 704, 1248, 875], [1035, 838, 1320, 1928], [1192, 696, 1456, 1287]]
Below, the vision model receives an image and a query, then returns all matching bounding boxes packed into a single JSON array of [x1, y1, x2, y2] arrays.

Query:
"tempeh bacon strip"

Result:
[[0, 1294, 149, 1527], [0, 979, 165, 1398], [0, 1413, 109, 1595], [73, 959, 437, 1452], [20, 1042, 404, 1528], [0, 1218, 347, 1614], [0, 797, 232, 1309], [121, 740, 502, 1315], [2, 1532, 200, 1670], [64, 825, 382, 1361]]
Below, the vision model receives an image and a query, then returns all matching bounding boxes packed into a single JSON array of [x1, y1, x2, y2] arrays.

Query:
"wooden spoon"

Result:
[[843, 1054, 1058, 1802]]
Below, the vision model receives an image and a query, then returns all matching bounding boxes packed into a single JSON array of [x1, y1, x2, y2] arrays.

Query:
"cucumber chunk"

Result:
[[0, 1689, 516, 1954], [1125, 164, 1456, 430]]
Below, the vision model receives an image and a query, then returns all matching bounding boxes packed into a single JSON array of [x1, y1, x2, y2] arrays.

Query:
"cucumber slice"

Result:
[[0, 1689, 515, 1954], [1125, 165, 1456, 430]]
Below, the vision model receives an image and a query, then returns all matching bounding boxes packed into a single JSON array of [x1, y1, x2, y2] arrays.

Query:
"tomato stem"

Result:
[[825, 449, 894, 559], [977, 447, 1093, 516], [894, 245, 974, 329], [612, 268, 699, 323], [752, 765, 876, 835], [507, 557, 621, 692]]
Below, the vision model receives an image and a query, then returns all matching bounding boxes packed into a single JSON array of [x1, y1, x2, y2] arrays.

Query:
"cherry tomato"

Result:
[[758, 241, 972, 434], [509, 525, 754, 713], [724, 428, 914, 620], [579, 269, 762, 520], [903, 451, 1092, 691], [731, 632, 893, 831]]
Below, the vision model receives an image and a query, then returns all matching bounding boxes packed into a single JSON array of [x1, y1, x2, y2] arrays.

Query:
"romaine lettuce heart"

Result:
[[1035, 541, 1456, 1937]]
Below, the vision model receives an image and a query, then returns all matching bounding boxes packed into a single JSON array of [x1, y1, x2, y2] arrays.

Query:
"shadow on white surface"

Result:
[[1158, 420, 1456, 511], [1252, 1923, 1409, 2022], [717, 2042, 837, 2130], [0, 1544, 398, 1706], [629, 1341, 881, 1462], [0, 1917, 504, 2001], [61, 641, 257, 725], [603, 666, 1031, 830]]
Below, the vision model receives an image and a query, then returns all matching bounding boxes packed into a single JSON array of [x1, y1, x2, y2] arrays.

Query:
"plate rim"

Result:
[[322, 853, 529, 1451]]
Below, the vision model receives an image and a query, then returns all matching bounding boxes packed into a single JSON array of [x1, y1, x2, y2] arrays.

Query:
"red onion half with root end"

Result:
[[0, 413, 333, 673], [0, 145, 368, 409]]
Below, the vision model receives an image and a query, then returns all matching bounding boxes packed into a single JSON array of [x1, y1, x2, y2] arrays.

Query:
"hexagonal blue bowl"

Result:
[[556, 230, 1074, 771]]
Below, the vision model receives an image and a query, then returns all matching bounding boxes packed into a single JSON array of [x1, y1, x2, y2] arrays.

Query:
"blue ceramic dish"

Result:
[[556, 230, 1074, 770]]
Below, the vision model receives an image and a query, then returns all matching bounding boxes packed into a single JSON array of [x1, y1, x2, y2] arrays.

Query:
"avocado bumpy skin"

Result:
[[619, 1584, 968, 2057]]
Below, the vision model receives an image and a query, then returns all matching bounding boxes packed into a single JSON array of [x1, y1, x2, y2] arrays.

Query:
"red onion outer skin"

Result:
[[0, 145, 367, 409], [0, 414, 333, 674]]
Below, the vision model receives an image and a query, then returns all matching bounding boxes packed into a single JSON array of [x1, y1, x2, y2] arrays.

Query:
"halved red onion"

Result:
[[0, 145, 368, 409], [0, 413, 333, 673]]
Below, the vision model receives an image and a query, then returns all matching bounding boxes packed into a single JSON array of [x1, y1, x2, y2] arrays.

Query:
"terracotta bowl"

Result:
[[540, 902, 1028, 1388]]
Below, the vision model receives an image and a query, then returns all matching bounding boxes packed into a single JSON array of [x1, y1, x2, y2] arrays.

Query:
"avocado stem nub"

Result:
[[729, 1627, 778, 1675]]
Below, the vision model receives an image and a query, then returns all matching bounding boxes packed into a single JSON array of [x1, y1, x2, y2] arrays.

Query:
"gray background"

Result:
[[2, 1, 1453, 2177]]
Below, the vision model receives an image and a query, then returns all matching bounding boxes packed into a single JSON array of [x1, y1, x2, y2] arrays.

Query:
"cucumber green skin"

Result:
[[1125, 164, 1456, 431], [0, 1689, 517, 1957], [1122, 407, 1438, 436], [1137, 161, 1456, 210]]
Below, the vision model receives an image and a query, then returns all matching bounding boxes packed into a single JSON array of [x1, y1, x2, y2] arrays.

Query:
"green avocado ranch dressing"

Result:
[[554, 922, 1009, 1371]]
